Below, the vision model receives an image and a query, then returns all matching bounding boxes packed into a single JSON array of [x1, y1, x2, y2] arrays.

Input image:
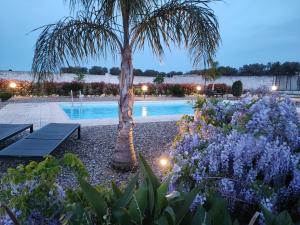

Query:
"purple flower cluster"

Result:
[[25, 210, 60, 225], [169, 94, 300, 214]]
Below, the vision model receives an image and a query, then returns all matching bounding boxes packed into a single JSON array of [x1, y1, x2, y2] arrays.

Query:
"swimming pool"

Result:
[[60, 100, 194, 120]]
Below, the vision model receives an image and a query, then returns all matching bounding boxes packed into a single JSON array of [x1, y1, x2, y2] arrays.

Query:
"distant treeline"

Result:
[[60, 61, 300, 77]]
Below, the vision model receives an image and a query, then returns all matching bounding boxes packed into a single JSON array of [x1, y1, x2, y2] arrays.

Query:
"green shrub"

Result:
[[134, 87, 143, 96], [61, 66, 88, 74], [231, 80, 243, 97], [89, 66, 108, 75], [153, 74, 164, 84], [133, 68, 144, 76], [0, 92, 13, 101], [143, 69, 159, 77], [61, 82, 84, 96], [169, 84, 185, 97], [110, 67, 121, 75], [0, 153, 298, 224]]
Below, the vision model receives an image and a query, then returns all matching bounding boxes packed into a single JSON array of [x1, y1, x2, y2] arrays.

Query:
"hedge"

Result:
[[0, 79, 231, 97]]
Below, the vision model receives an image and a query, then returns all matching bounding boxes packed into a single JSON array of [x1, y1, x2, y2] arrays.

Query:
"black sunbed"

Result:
[[0, 123, 80, 158], [0, 124, 33, 143]]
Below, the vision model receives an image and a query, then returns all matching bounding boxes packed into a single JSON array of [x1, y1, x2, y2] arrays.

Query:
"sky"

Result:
[[0, 0, 299, 72]]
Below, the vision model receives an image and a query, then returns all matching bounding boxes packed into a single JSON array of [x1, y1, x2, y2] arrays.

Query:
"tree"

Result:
[[109, 67, 121, 75], [239, 63, 267, 75], [133, 68, 143, 76], [143, 69, 159, 77], [61, 66, 88, 74], [73, 71, 86, 82], [89, 66, 108, 75], [218, 66, 238, 76], [32, 0, 220, 170], [202, 61, 221, 88], [153, 74, 164, 84]]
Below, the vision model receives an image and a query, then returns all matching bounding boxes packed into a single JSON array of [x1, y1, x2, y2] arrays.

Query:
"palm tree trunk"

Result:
[[112, 46, 137, 170]]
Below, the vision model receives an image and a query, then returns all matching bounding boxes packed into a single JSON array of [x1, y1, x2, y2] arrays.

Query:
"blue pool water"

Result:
[[60, 101, 193, 120]]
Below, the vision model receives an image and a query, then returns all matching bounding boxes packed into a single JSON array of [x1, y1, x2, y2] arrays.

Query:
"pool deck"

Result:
[[0, 102, 184, 129]]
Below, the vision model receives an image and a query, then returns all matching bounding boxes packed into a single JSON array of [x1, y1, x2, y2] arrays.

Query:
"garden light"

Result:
[[142, 85, 148, 98], [141, 85, 148, 92], [196, 85, 201, 91], [271, 85, 278, 91], [9, 82, 17, 89], [159, 157, 169, 168]]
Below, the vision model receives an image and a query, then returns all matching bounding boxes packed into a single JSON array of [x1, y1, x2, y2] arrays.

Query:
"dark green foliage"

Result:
[[0, 92, 13, 101], [169, 84, 185, 97], [61, 81, 84, 96], [0, 154, 89, 224], [89, 66, 108, 75], [262, 207, 295, 225], [110, 67, 121, 75], [61, 66, 88, 74], [167, 71, 184, 77], [75, 153, 202, 225], [1, 153, 298, 224], [218, 66, 238, 76], [159, 72, 167, 77], [73, 72, 85, 82], [153, 74, 165, 84], [232, 80, 243, 97], [133, 68, 144, 76], [143, 69, 160, 77], [203, 61, 221, 81]]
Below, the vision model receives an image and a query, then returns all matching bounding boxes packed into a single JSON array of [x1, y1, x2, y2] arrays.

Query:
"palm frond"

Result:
[[130, 0, 220, 66], [32, 12, 122, 82], [64, 0, 99, 12]]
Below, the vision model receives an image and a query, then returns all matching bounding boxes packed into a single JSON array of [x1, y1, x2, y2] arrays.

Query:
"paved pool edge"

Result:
[[0, 102, 186, 128]]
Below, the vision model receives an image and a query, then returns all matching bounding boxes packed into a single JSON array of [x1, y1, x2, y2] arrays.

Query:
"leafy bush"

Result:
[[167, 71, 183, 77], [207, 83, 231, 94], [0, 154, 88, 224], [89, 82, 106, 95], [133, 68, 144, 76], [104, 83, 119, 96], [89, 66, 108, 75], [169, 95, 300, 223], [1, 152, 297, 225], [0, 92, 13, 101], [109, 67, 121, 75], [61, 66, 88, 74], [61, 82, 84, 96], [143, 69, 159, 77], [0, 79, 227, 97], [169, 84, 185, 97], [0, 79, 33, 96], [232, 80, 243, 97]]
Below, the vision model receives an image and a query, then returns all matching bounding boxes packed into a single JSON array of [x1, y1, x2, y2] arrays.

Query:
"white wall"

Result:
[[0, 70, 274, 89]]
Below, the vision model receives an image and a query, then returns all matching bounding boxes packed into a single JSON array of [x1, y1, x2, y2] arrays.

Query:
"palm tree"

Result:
[[202, 61, 221, 89], [32, 0, 220, 170]]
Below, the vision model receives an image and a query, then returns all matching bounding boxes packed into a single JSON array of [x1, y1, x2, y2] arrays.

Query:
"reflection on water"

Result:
[[142, 106, 147, 117]]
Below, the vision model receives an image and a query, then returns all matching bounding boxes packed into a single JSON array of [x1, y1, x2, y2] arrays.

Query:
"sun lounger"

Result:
[[0, 124, 33, 142], [0, 123, 80, 157]]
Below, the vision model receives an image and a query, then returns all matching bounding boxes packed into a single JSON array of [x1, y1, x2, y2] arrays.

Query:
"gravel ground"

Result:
[[0, 121, 178, 188]]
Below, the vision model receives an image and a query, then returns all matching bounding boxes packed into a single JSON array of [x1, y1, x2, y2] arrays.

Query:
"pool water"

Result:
[[60, 100, 193, 120]]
